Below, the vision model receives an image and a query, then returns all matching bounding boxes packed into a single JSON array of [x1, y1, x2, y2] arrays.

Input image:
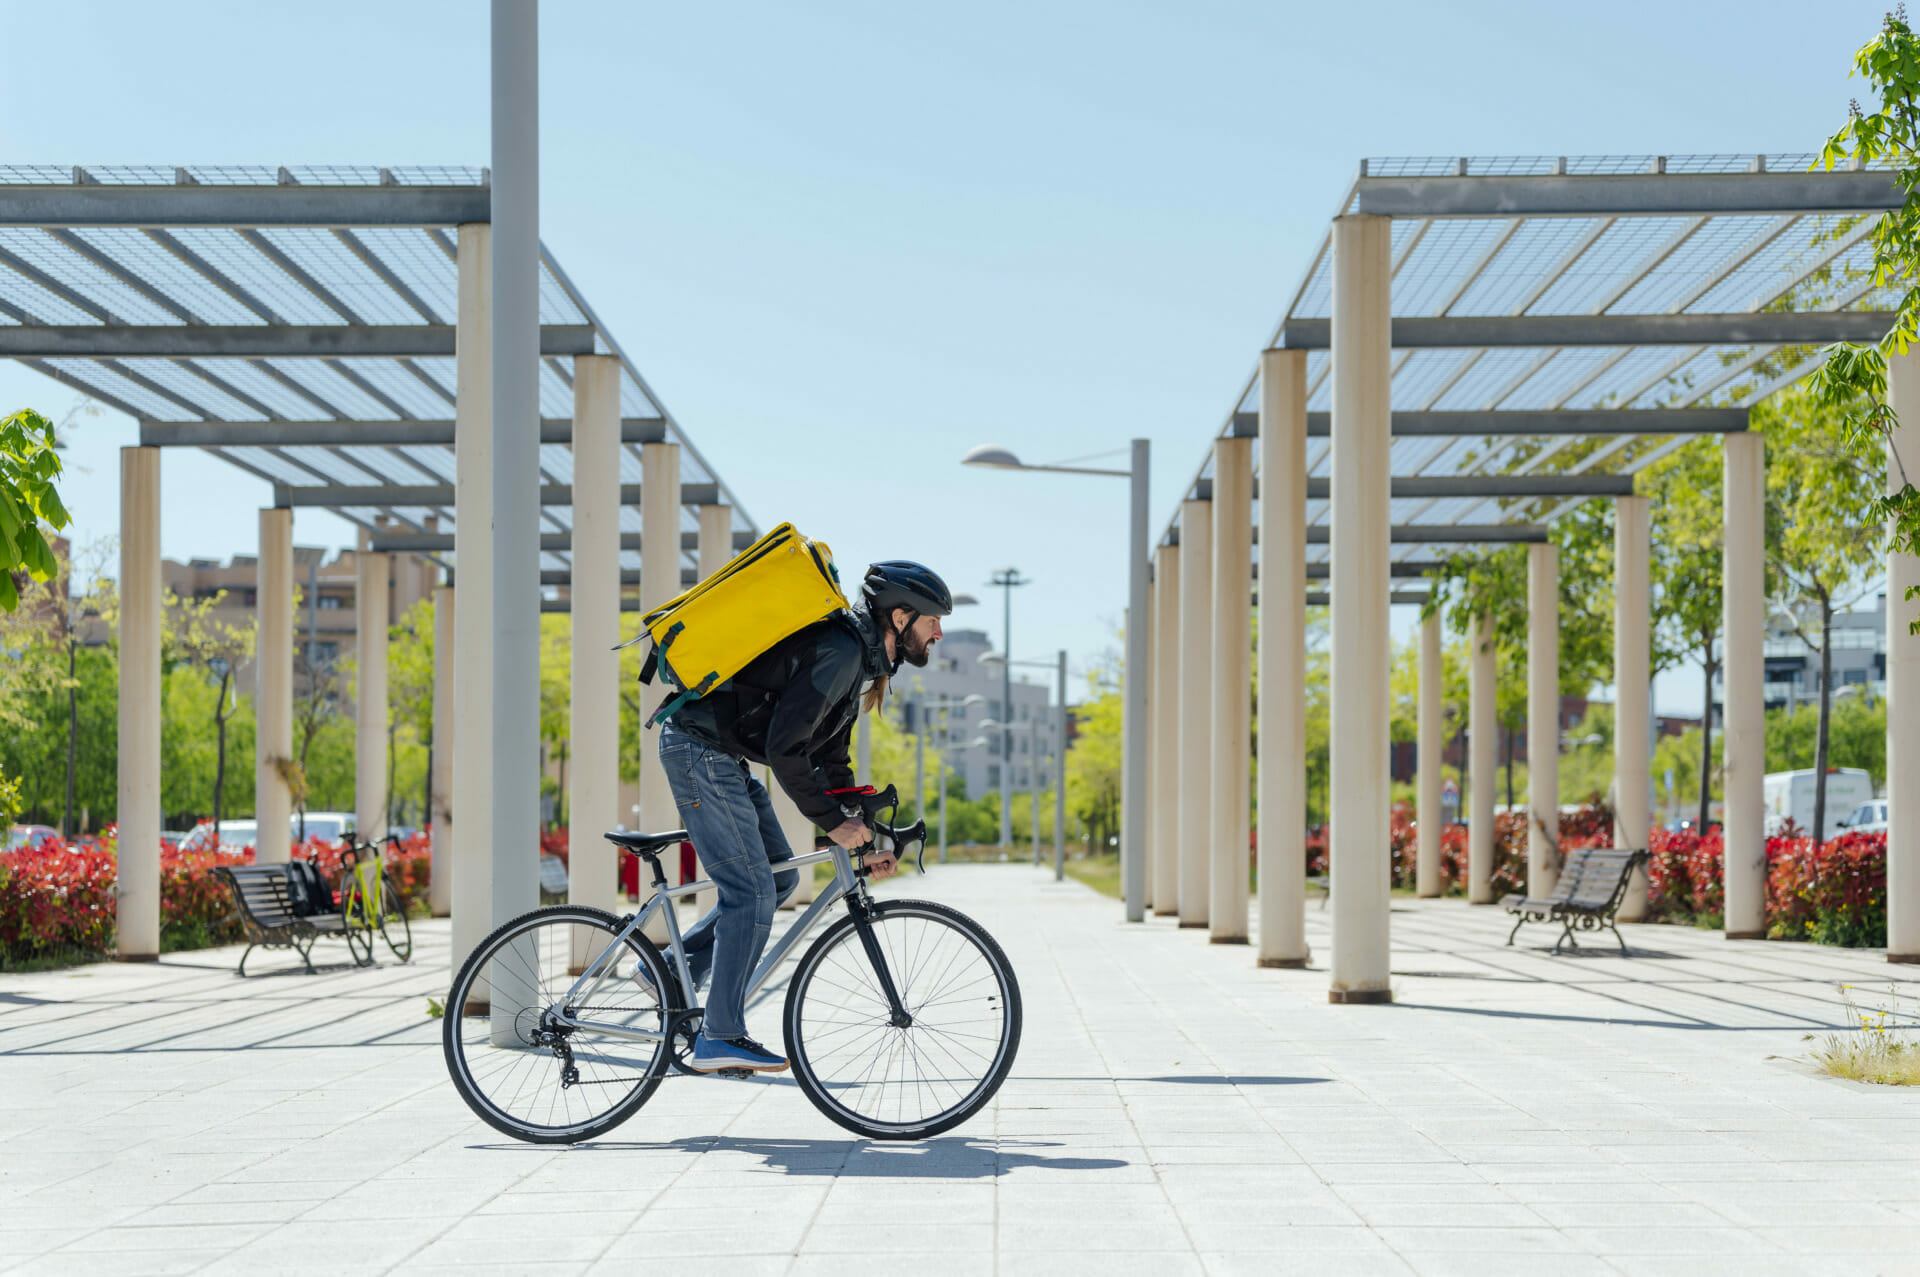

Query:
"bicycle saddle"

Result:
[[603, 829, 688, 856]]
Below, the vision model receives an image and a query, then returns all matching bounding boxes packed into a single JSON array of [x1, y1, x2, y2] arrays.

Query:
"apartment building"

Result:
[[887, 627, 1060, 800]]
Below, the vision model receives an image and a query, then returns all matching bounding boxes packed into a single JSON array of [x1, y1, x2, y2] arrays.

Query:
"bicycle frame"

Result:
[[551, 842, 864, 1044]]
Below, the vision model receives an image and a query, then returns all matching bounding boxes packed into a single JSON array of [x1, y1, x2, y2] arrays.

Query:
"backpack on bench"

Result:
[[628, 522, 847, 727]]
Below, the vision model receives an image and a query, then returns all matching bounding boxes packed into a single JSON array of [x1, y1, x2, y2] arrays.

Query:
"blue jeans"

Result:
[[657, 721, 800, 1040]]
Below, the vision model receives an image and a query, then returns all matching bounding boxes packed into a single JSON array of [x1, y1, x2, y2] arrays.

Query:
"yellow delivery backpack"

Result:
[[630, 522, 848, 728]]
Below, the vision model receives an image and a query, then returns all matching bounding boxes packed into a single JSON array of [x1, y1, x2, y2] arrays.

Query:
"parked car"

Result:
[[1836, 799, 1890, 835], [3, 825, 61, 854]]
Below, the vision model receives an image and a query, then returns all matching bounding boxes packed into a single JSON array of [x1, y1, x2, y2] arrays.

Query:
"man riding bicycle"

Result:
[[650, 559, 953, 1074]]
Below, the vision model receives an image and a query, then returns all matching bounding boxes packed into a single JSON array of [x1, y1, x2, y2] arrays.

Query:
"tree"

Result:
[[292, 654, 344, 835], [1811, 8, 1920, 631], [0, 409, 70, 612], [388, 599, 437, 827], [1641, 439, 1727, 832], [1762, 386, 1884, 843], [165, 593, 256, 831]]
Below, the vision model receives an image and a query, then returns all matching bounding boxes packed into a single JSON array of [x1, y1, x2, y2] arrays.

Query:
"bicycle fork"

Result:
[[845, 894, 912, 1028]]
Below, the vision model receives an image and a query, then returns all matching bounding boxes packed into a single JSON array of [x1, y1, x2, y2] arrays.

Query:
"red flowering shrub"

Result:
[[1648, 826, 1725, 917]]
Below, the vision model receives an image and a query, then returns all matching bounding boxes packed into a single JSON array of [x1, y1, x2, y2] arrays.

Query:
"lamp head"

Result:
[[961, 445, 1023, 469]]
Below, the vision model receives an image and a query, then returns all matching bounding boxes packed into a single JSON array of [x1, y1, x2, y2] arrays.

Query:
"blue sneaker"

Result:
[[688, 1032, 788, 1073]]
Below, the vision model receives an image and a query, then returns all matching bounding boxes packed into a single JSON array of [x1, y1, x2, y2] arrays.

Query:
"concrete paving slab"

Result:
[[3, 863, 1919, 1274]]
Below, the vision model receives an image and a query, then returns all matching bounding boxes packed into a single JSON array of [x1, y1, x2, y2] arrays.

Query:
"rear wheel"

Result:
[[444, 906, 676, 1144], [784, 898, 1020, 1140], [376, 871, 413, 962], [339, 880, 374, 967]]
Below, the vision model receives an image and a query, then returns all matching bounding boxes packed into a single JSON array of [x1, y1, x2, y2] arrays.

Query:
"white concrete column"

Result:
[[255, 507, 294, 866], [1257, 347, 1309, 967], [1468, 611, 1497, 905], [1614, 495, 1652, 922], [1528, 543, 1560, 895], [1721, 435, 1766, 938], [354, 530, 390, 845], [638, 441, 682, 837], [1143, 571, 1157, 913], [1176, 499, 1214, 928], [451, 219, 493, 986], [769, 768, 818, 907], [693, 502, 733, 913], [116, 447, 161, 961], [429, 582, 454, 917], [1417, 608, 1443, 898], [1151, 542, 1182, 916], [569, 354, 622, 948], [1887, 349, 1920, 962], [1210, 437, 1253, 944], [1327, 212, 1393, 1003]]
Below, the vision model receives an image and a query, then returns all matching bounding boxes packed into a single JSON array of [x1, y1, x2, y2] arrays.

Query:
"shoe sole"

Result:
[[686, 1057, 790, 1074]]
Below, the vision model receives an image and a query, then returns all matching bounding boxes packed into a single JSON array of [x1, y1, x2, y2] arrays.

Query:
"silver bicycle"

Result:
[[442, 788, 1022, 1144]]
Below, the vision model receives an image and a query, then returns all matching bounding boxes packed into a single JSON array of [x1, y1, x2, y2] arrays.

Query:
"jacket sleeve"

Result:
[[764, 634, 862, 828]]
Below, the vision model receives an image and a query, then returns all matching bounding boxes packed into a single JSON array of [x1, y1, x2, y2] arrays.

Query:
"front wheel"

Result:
[[784, 898, 1021, 1141]]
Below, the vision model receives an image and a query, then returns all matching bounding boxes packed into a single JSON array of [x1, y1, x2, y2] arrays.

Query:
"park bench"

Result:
[[1501, 846, 1649, 955], [538, 854, 569, 903], [214, 863, 355, 976]]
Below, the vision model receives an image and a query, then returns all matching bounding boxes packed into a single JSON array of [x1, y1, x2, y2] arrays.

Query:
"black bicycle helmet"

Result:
[[862, 560, 954, 618]]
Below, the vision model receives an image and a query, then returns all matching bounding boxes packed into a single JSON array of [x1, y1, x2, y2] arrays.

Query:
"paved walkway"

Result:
[[3, 864, 1919, 1276]]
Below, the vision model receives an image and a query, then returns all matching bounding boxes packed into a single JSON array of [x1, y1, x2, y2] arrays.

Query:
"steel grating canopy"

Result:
[[0, 164, 757, 583], [1171, 153, 1904, 571]]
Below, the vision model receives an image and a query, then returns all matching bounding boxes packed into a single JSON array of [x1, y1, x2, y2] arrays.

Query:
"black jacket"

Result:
[[667, 606, 891, 828]]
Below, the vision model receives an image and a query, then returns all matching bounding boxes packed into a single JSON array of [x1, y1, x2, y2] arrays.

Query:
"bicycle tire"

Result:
[[339, 881, 374, 966], [444, 905, 676, 1145], [377, 871, 413, 962], [783, 897, 1021, 1141]]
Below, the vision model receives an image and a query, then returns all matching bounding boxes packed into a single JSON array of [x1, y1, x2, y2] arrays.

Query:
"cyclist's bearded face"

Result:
[[895, 612, 942, 668]]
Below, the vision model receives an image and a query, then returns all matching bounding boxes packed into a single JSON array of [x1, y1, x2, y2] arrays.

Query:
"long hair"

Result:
[[862, 676, 888, 715]]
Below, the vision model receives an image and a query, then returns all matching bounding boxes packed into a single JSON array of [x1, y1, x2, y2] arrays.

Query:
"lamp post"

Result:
[[963, 443, 1148, 920], [986, 568, 1029, 849], [981, 650, 1069, 882]]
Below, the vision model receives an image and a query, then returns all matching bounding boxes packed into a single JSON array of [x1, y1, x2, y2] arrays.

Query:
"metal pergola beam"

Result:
[[140, 417, 667, 447], [1353, 170, 1902, 219], [1294, 524, 1549, 545], [1194, 474, 1631, 500], [541, 597, 647, 613], [1225, 407, 1748, 436], [372, 530, 754, 554], [280, 481, 720, 509], [0, 324, 595, 358], [1274, 312, 1893, 350], [0, 183, 491, 227], [1305, 561, 1441, 579], [1301, 591, 1431, 606]]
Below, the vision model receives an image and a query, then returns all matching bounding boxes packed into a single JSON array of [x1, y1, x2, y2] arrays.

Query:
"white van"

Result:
[[1762, 769, 1875, 837]]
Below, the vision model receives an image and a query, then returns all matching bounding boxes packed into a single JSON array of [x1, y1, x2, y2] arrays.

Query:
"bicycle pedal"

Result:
[[714, 1067, 754, 1080]]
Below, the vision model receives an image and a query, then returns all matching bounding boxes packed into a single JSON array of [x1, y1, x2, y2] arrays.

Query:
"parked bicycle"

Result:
[[338, 834, 413, 966], [443, 787, 1021, 1144]]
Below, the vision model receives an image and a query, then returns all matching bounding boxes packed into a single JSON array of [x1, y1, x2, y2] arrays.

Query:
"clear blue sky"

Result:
[[0, 0, 1893, 711]]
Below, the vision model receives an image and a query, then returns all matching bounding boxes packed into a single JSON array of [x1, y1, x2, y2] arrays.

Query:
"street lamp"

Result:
[[985, 569, 1028, 849], [963, 440, 1150, 922], [981, 650, 1069, 883]]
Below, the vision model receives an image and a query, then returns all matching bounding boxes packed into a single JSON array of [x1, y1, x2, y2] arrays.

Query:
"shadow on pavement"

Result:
[[547, 1135, 1131, 1178]]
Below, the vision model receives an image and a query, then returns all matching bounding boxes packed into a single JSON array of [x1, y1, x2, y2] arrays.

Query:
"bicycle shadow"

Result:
[[557, 1134, 1130, 1179]]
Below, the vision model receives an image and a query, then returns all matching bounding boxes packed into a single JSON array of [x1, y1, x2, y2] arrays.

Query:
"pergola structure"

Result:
[[0, 163, 768, 969], [1144, 154, 1919, 997]]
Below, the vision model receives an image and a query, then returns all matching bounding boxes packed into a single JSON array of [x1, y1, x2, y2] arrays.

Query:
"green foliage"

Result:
[[1812, 8, 1920, 630], [0, 765, 21, 826], [1766, 696, 1887, 781], [0, 409, 71, 612]]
